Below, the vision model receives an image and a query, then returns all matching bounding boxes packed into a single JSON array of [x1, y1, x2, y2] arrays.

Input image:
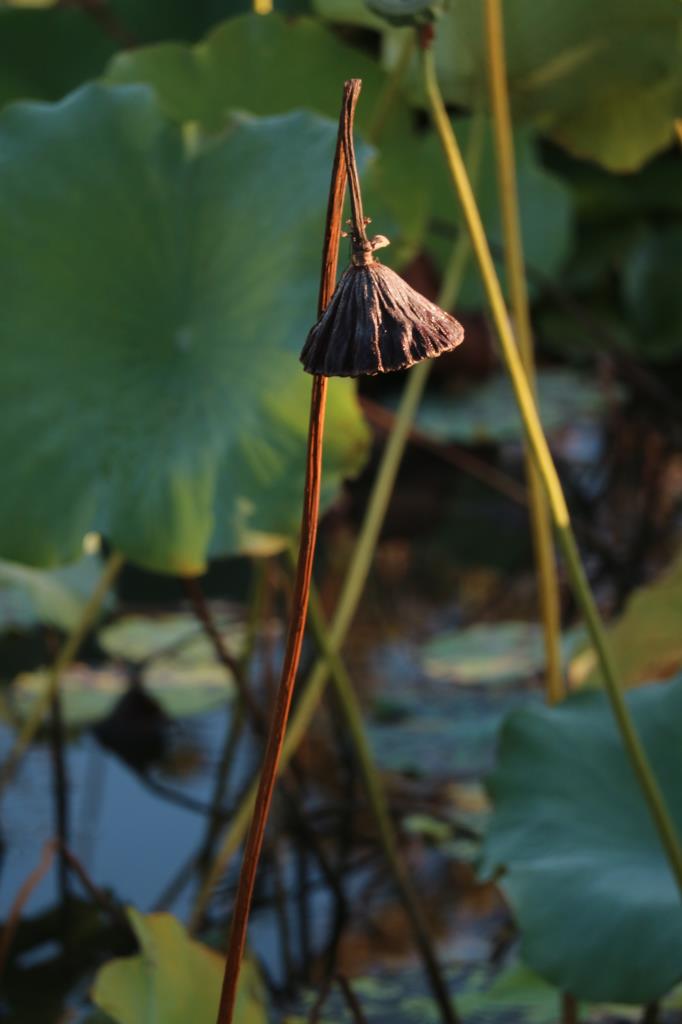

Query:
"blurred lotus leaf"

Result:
[[105, 12, 429, 264], [409, 369, 619, 446], [10, 608, 245, 728], [481, 676, 682, 1003], [422, 621, 585, 686], [374, 0, 682, 171]]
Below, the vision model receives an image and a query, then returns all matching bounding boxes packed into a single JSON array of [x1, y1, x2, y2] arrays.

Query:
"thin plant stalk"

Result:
[[190, 125, 483, 928], [185, 575, 347, 925], [307, 582, 459, 1024], [421, 42, 682, 894], [213, 80, 355, 1024], [485, 4, 574, 1015], [0, 550, 125, 792], [484, 0, 563, 704]]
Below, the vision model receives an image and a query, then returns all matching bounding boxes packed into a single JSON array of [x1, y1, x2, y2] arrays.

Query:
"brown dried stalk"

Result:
[[213, 81, 353, 1024]]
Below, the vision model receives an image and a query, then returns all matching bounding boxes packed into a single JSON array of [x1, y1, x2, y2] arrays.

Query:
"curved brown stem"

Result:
[[214, 80, 357, 1024], [342, 81, 368, 249]]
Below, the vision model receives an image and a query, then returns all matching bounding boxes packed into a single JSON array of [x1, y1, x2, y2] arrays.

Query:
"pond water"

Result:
[[1, 395, 675, 1023]]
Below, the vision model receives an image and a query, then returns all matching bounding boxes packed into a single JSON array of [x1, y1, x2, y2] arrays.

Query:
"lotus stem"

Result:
[[484, 0, 564, 704], [213, 80, 355, 1024]]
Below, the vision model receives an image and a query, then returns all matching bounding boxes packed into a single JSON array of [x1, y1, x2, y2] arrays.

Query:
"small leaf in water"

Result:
[[422, 622, 585, 687]]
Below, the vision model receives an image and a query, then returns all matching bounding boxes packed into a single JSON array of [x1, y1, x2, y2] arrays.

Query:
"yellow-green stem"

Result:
[[0, 551, 125, 791], [422, 44, 682, 895], [484, 0, 563, 704]]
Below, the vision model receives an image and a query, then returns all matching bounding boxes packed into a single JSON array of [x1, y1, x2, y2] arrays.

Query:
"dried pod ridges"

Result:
[[301, 261, 464, 377]]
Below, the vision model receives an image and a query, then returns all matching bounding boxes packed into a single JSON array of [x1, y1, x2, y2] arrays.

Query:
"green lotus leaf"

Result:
[[0, 84, 370, 574], [406, 369, 617, 446], [481, 676, 682, 1003], [374, 0, 682, 171], [91, 908, 267, 1024], [105, 12, 428, 264]]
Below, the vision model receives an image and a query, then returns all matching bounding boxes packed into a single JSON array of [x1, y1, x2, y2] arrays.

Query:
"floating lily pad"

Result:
[[10, 664, 130, 728], [290, 960, 567, 1023], [422, 622, 585, 687], [91, 908, 267, 1024], [410, 370, 619, 447], [0, 554, 108, 633], [481, 676, 682, 1003], [10, 655, 235, 728], [0, 85, 369, 575], [99, 613, 202, 663]]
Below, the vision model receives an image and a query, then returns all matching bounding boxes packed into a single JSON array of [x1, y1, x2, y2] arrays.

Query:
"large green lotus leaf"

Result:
[[0, 85, 369, 574], [406, 369, 616, 446], [105, 13, 398, 131], [0, 554, 107, 633], [377, 0, 682, 171], [481, 677, 682, 1003], [422, 119, 573, 309], [422, 622, 584, 687], [91, 909, 267, 1024], [105, 13, 428, 264], [571, 548, 682, 689]]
